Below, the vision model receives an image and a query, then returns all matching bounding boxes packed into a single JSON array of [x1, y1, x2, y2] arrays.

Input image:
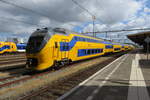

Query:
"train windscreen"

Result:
[[26, 28, 51, 53]]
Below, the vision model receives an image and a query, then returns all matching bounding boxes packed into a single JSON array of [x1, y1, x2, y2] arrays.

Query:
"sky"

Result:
[[0, 0, 150, 43]]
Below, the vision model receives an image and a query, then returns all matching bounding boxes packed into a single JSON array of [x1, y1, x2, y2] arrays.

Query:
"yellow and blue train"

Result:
[[26, 28, 134, 71], [0, 42, 26, 54]]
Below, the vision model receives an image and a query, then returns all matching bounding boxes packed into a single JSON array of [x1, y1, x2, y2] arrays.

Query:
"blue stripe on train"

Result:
[[0, 45, 10, 52], [78, 48, 103, 57], [105, 45, 113, 49], [60, 36, 113, 51]]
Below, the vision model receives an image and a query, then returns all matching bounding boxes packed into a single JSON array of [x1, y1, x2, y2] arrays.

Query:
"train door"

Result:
[[53, 41, 59, 59], [61, 39, 69, 60]]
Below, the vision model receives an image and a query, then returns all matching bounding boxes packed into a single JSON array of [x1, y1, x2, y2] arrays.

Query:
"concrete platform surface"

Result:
[[58, 51, 150, 100]]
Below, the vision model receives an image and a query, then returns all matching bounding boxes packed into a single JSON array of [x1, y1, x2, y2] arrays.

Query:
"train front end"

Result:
[[26, 28, 54, 71]]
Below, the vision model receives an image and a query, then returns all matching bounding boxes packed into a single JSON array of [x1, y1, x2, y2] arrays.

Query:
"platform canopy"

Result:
[[127, 31, 150, 45], [127, 31, 150, 51]]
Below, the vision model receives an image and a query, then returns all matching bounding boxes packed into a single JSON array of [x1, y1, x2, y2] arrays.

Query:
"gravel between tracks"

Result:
[[0, 53, 125, 100]]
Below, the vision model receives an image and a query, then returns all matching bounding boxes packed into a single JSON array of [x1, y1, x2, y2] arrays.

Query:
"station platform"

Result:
[[58, 50, 150, 100]]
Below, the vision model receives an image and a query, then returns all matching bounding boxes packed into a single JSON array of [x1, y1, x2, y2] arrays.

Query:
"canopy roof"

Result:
[[127, 31, 150, 45]]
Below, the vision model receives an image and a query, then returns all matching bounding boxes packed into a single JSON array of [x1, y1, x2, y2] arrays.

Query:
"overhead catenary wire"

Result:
[[0, 0, 76, 27], [96, 0, 113, 24], [71, 0, 96, 37], [71, 0, 94, 16], [83, 27, 150, 34], [0, 16, 45, 27], [0, 0, 51, 19]]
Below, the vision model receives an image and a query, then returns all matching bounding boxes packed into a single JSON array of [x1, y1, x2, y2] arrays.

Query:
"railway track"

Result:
[[0, 68, 56, 89], [0, 54, 25, 59], [0, 54, 25, 60], [0, 58, 26, 65], [0, 56, 26, 61], [0, 52, 25, 56], [0, 56, 27, 83]]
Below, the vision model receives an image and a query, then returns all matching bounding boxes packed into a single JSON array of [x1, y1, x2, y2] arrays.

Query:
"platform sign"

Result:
[[144, 37, 150, 43], [144, 37, 150, 60]]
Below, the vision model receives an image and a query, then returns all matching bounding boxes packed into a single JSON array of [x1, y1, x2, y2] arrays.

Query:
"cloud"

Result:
[[0, 0, 149, 43]]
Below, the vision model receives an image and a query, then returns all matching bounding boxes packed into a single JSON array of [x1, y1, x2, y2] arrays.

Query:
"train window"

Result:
[[79, 37, 81, 41], [87, 50, 91, 54], [92, 49, 94, 54], [78, 37, 81, 41], [66, 43, 69, 50], [95, 49, 97, 53], [84, 50, 87, 55], [62, 43, 65, 50], [97, 49, 99, 53], [77, 37, 79, 41], [80, 37, 82, 41], [89, 39, 91, 42], [83, 38, 85, 41], [55, 42, 58, 48], [86, 38, 88, 42], [85, 38, 87, 42], [74, 37, 77, 41], [78, 37, 80, 41], [100, 49, 102, 53]]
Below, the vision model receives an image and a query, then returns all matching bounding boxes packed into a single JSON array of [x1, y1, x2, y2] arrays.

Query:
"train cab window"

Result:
[[26, 28, 51, 53]]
